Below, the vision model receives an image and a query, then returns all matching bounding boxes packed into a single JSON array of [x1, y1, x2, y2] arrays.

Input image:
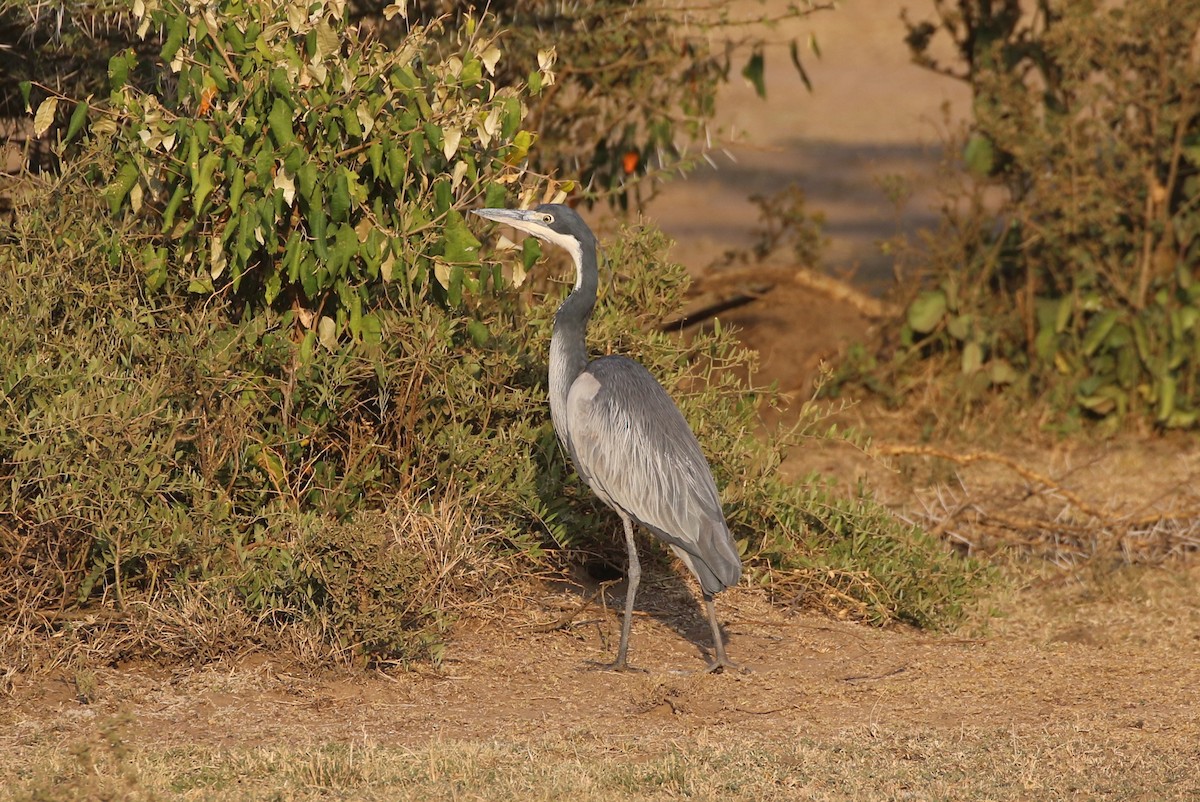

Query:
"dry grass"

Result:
[[3, 718, 1196, 801], [0, 491, 535, 680]]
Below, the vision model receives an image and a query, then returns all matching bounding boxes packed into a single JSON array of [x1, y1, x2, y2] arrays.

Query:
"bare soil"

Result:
[[5, 3, 1199, 799]]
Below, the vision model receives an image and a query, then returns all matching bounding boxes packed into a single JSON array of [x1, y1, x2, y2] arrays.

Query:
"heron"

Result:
[[471, 204, 742, 673]]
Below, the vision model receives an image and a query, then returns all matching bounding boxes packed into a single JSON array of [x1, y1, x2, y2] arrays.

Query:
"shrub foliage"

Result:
[[885, 0, 1200, 429]]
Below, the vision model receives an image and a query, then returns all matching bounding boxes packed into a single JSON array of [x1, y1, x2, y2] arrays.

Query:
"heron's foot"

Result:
[[585, 658, 648, 674], [704, 656, 749, 675]]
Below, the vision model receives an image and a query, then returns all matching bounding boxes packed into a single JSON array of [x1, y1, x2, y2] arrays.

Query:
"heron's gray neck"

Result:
[[548, 239, 598, 446]]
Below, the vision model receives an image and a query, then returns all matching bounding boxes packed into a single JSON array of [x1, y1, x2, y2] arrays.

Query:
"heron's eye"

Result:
[[542, 213, 554, 224]]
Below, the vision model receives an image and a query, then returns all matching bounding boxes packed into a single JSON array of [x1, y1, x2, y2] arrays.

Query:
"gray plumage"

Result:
[[471, 203, 742, 672]]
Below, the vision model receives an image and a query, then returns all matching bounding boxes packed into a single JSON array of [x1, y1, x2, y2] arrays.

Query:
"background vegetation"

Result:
[[849, 0, 1200, 432]]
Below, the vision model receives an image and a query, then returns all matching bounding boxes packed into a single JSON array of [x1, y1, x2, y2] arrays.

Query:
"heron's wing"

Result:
[[565, 355, 741, 594]]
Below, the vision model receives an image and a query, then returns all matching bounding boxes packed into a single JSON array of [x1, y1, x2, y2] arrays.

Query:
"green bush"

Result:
[[881, 0, 1200, 429], [1, 177, 982, 668], [15, 1, 822, 207]]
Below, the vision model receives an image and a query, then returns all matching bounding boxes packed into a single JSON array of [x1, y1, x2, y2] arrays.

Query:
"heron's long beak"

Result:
[[470, 207, 547, 239]]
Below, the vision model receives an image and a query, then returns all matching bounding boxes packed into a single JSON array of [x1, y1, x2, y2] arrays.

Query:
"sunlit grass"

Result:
[[4, 719, 1196, 802]]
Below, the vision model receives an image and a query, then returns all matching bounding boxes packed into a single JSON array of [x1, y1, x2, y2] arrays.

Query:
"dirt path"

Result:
[[6, 563, 1199, 798]]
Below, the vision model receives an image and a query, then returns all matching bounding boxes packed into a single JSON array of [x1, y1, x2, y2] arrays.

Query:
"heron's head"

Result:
[[470, 203, 596, 260]]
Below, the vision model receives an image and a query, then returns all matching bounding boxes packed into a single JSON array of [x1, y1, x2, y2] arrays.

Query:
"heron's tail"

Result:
[[691, 518, 742, 596]]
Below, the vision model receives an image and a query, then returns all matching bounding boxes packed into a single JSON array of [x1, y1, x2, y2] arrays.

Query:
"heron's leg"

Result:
[[703, 595, 741, 673], [607, 513, 641, 671]]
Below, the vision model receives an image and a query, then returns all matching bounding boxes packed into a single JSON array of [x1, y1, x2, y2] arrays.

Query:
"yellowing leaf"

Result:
[[33, 97, 58, 138], [314, 20, 339, 61], [451, 160, 468, 191], [210, 228, 227, 279], [907, 290, 947, 334], [356, 102, 374, 135], [481, 45, 501, 75], [442, 126, 461, 160], [318, 316, 338, 351]]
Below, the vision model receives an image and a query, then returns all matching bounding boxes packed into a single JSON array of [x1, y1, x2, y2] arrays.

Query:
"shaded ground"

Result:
[[5, 2, 1200, 799]]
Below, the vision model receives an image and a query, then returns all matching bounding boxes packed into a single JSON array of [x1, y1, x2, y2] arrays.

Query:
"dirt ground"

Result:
[[5, 2, 1200, 799]]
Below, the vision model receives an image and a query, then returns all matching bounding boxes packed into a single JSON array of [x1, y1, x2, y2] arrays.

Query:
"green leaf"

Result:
[[1081, 310, 1119, 356], [331, 170, 351, 222], [946, 314, 972, 341], [368, 142, 383, 179], [162, 13, 189, 63], [741, 50, 766, 99], [443, 212, 481, 264], [1157, 375, 1176, 421], [460, 57, 482, 87], [467, 319, 490, 347], [522, 237, 542, 271], [65, 101, 89, 143], [108, 50, 133, 90], [297, 162, 319, 203], [162, 182, 187, 231], [228, 167, 245, 210], [193, 152, 220, 212], [105, 161, 140, 215], [18, 81, 31, 112], [1054, 295, 1073, 333], [988, 360, 1018, 385], [142, 245, 167, 291], [788, 40, 812, 93], [268, 97, 294, 147], [961, 341, 983, 374], [907, 290, 947, 334], [964, 133, 995, 176], [484, 182, 507, 209]]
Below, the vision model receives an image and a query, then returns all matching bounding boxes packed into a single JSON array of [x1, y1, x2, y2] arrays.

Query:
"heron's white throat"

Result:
[[534, 227, 585, 290]]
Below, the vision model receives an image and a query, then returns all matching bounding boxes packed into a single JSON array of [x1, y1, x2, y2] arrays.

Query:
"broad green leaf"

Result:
[[521, 237, 542, 271], [361, 313, 382, 345], [907, 290, 946, 334], [484, 182, 507, 208], [741, 50, 766, 99], [331, 170, 351, 221], [268, 97, 294, 146], [988, 360, 1018, 385], [467, 319, 490, 346], [108, 50, 133, 89], [443, 212, 481, 263], [947, 314, 972, 342], [161, 12, 188, 63], [460, 57, 482, 86], [961, 341, 983, 374]]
